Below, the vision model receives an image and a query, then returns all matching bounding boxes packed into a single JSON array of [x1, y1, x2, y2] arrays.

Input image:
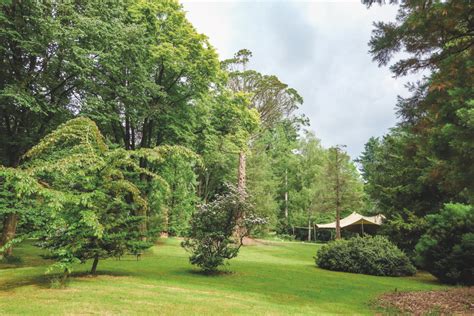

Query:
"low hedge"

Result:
[[316, 235, 416, 276]]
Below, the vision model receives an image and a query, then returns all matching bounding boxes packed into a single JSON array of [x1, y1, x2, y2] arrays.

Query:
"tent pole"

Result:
[[361, 221, 364, 235]]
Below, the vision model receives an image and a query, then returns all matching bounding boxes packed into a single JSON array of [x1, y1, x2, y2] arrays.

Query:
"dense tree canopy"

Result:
[[2, 0, 470, 288], [360, 0, 474, 257]]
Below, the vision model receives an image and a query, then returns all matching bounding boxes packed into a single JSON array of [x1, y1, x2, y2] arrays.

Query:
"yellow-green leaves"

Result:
[[80, 210, 104, 238], [24, 117, 107, 162]]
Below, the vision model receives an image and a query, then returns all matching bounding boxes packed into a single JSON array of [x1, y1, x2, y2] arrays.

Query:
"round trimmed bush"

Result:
[[415, 203, 474, 285], [316, 235, 416, 276]]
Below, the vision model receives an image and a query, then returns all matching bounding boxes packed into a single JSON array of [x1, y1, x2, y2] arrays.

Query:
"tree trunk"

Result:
[[284, 169, 288, 218], [335, 194, 342, 239], [237, 151, 246, 193], [162, 206, 169, 237], [0, 213, 19, 257], [90, 255, 99, 274], [335, 149, 342, 240], [234, 151, 247, 239], [125, 115, 131, 150], [61, 268, 70, 286], [335, 204, 341, 239], [1, 154, 20, 257], [307, 219, 311, 242], [137, 156, 149, 240]]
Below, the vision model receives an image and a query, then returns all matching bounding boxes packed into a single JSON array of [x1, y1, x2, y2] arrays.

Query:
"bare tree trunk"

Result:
[[307, 219, 311, 242], [125, 114, 131, 150], [0, 213, 18, 257], [284, 169, 288, 218], [234, 151, 247, 239], [90, 254, 99, 275], [238, 151, 246, 193], [335, 148, 341, 240]]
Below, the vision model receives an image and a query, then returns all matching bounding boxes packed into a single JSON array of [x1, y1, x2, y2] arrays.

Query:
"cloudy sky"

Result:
[[181, 0, 415, 159]]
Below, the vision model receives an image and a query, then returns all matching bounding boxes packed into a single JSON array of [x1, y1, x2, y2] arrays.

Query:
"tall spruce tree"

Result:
[[361, 0, 474, 253]]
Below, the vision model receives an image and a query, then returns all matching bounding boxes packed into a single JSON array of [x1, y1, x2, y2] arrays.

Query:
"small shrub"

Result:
[[181, 185, 266, 272], [316, 235, 416, 276], [415, 203, 474, 285]]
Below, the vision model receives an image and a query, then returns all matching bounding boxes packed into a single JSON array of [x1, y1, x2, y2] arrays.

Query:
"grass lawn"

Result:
[[0, 239, 447, 315]]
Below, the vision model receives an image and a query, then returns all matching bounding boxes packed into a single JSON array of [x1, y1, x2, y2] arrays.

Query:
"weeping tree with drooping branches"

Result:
[[20, 117, 157, 276], [0, 117, 202, 278], [0, 166, 62, 258]]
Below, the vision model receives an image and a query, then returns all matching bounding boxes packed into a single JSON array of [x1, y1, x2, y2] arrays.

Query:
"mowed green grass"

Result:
[[0, 239, 447, 315]]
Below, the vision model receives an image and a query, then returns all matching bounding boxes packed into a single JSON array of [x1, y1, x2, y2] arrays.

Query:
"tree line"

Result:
[[0, 0, 363, 273], [1, 0, 471, 284], [358, 0, 473, 252], [357, 0, 473, 284]]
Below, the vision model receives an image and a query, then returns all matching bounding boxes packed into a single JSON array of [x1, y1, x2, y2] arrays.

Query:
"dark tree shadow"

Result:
[[0, 270, 133, 292], [70, 270, 132, 278], [0, 274, 52, 291], [186, 269, 236, 277]]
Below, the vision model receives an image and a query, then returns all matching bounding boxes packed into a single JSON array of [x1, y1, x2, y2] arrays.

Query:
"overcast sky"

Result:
[[181, 0, 415, 159]]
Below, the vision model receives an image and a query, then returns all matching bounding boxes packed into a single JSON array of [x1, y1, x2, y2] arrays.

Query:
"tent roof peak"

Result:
[[316, 212, 385, 229]]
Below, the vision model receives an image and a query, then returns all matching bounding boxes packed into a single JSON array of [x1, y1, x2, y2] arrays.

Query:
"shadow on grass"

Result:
[[186, 269, 236, 277], [0, 273, 52, 292], [312, 265, 443, 286], [0, 253, 54, 270], [0, 269, 133, 292], [0, 255, 23, 265]]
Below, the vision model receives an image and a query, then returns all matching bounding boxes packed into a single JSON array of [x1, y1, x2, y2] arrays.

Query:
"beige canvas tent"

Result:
[[316, 212, 385, 234]]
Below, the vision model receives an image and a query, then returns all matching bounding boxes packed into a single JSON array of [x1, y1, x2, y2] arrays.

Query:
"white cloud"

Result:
[[181, 0, 417, 158]]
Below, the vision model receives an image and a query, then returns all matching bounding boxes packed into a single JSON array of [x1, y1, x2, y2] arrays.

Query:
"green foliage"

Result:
[[316, 235, 416, 277], [22, 118, 157, 274], [0, 1, 128, 166], [193, 91, 259, 201], [415, 203, 474, 285], [0, 0, 222, 256], [285, 132, 364, 232], [181, 185, 266, 272], [358, 131, 442, 253], [14, 117, 201, 274], [361, 0, 474, 257], [149, 145, 202, 236], [222, 49, 303, 129], [0, 165, 59, 255], [85, 0, 221, 150], [364, 1, 472, 78], [246, 135, 279, 232], [245, 124, 365, 236]]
